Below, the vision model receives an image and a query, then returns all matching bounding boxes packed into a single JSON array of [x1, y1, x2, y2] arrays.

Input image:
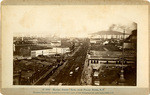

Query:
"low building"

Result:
[[51, 40, 61, 47], [90, 39, 98, 44], [31, 49, 51, 57]]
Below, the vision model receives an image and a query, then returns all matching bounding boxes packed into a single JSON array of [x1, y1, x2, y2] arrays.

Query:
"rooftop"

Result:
[[88, 50, 136, 60]]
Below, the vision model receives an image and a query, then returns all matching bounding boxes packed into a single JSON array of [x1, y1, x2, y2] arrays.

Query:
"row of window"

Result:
[[89, 60, 106, 64], [89, 60, 134, 64]]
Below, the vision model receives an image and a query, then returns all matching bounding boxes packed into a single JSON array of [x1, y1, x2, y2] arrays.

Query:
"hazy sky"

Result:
[[2, 5, 144, 37]]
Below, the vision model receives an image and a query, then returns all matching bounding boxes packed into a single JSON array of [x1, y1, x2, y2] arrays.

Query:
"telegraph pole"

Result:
[[118, 29, 126, 85]]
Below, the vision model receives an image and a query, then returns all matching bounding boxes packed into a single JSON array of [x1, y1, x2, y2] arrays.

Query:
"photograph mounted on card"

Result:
[[0, 0, 149, 95]]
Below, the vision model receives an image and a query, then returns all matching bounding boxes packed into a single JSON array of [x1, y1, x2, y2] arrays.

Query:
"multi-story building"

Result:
[[31, 47, 70, 58]]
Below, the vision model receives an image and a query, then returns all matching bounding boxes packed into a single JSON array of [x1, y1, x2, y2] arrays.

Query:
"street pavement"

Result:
[[49, 41, 89, 85]]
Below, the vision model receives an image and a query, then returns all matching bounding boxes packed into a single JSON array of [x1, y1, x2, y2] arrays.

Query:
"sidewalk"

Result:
[[80, 51, 92, 85]]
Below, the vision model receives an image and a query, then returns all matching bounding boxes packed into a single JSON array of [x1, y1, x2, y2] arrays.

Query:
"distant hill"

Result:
[[91, 30, 129, 35]]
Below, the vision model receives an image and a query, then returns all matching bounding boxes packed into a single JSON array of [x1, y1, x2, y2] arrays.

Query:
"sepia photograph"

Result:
[[12, 6, 137, 86], [1, 1, 149, 95]]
